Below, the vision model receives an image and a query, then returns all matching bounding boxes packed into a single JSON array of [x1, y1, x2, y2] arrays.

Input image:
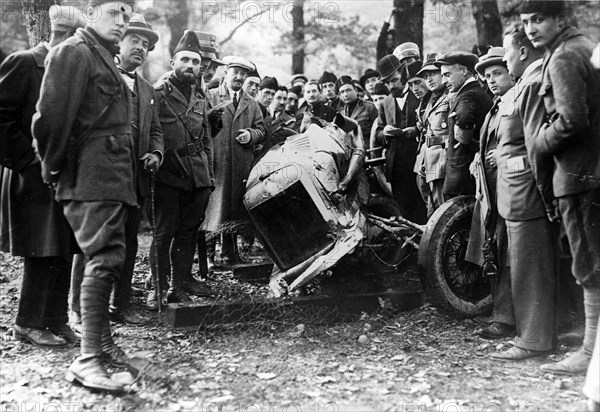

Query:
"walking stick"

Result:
[[149, 171, 162, 320]]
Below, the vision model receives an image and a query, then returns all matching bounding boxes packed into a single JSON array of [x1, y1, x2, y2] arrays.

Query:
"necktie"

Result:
[[118, 67, 136, 79], [345, 105, 350, 117], [233, 93, 239, 109]]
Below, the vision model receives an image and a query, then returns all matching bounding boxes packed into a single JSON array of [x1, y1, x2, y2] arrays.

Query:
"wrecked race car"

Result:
[[243, 114, 491, 317]]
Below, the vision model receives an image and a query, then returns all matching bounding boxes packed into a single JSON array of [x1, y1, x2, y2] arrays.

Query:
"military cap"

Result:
[[290, 74, 308, 85], [125, 14, 159, 50], [319, 71, 337, 85], [519, 0, 566, 17], [222, 55, 254, 72], [372, 83, 390, 96], [259, 76, 279, 90], [359, 68, 380, 89], [475, 47, 507, 76], [335, 75, 354, 93], [192, 31, 224, 64], [173, 30, 201, 57], [434, 51, 479, 72], [377, 54, 403, 81], [416, 52, 441, 76], [49, 5, 85, 32], [288, 85, 302, 97], [393, 42, 420, 63]]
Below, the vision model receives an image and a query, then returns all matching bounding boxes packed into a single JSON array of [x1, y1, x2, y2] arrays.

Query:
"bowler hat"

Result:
[[222, 56, 255, 72], [319, 71, 337, 85], [173, 30, 201, 57], [416, 52, 440, 76], [519, 0, 566, 17], [125, 14, 159, 50], [335, 75, 354, 93], [377, 54, 402, 81], [259, 76, 279, 90], [475, 47, 507, 76], [434, 51, 479, 72], [49, 5, 86, 32], [393, 42, 420, 63], [359, 68, 379, 89], [372, 83, 390, 96]]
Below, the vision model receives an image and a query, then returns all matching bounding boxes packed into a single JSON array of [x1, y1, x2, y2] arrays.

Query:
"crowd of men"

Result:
[[0, 0, 598, 406]]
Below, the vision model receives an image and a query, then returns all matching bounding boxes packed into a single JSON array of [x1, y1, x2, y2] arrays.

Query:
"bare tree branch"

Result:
[[219, 5, 280, 46]]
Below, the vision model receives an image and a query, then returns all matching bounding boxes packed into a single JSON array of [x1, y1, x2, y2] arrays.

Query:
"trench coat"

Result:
[[0, 43, 77, 259], [203, 83, 265, 231]]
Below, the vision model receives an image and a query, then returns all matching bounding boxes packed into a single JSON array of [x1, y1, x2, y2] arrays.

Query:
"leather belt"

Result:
[[176, 141, 203, 157], [426, 135, 445, 147]]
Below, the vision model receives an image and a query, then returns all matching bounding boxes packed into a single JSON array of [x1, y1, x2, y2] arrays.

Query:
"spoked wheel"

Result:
[[418, 195, 492, 317]]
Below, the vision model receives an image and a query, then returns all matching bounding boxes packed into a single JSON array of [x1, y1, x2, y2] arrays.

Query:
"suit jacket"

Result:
[[155, 76, 212, 191], [0, 43, 77, 258], [374, 92, 420, 180], [204, 83, 265, 230], [535, 26, 600, 197], [32, 27, 137, 206], [443, 79, 493, 195], [135, 75, 164, 198]]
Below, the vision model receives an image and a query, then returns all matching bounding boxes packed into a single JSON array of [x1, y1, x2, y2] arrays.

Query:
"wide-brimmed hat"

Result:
[[416, 52, 440, 76], [376, 54, 403, 81], [475, 47, 506, 76], [434, 51, 479, 72], [359, 68, 380, 88], [125, 13, 159, 49]]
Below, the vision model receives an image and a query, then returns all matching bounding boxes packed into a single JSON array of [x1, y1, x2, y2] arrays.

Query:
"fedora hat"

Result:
[[126, 14, 159, 49], [475, 47, 506, 76]]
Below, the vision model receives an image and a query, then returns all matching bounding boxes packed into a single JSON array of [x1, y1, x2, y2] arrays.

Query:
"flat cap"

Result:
[[475, 46, 506, 76], [125, 13, 159, 49], [434, 51, 479, 72], [222, 55, 255, 72], [519, 0, 566, 17], [49, 5, 85, 32], [319, 71, 337, 85], [393, 42, 420, 62], [416, 52, 440, 76], [359, 68, 379, 88]]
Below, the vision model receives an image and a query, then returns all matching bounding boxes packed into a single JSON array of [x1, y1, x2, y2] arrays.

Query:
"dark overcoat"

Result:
[[344, 99, 379, 149], [203, 83, 265, 231], [155, 77, 213, 192], [534, 26, 600, 197], [0, 43, 77, 259], [135, 76, 164, 199], [442, 79, 493, 196], [31, 27, 137, 206]]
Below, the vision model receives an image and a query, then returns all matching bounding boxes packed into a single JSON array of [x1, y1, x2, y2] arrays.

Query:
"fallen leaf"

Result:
[[256, 372, 277, 380]]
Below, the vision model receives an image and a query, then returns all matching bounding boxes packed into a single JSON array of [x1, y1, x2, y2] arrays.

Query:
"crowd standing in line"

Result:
[[0, 1, 598, 407]]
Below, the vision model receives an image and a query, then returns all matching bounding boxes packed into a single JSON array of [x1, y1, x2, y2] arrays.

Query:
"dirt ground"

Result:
[[0, 232, 588, 412]]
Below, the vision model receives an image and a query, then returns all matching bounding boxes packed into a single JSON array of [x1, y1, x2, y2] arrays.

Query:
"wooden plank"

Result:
[[162, 290, 423, 328]]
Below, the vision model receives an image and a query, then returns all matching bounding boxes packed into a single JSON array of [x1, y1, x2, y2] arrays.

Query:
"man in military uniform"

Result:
[[32, 0, 136, 394], [374, 54, 427, 224], [0, 5, 83, 347], [295, 80, 337, 130], [336, 75, 379, 149], [435, 52, 493, 197], [147, 31, 218, 307], [204, 56, 265, 264], [519, 0, 600, 375]]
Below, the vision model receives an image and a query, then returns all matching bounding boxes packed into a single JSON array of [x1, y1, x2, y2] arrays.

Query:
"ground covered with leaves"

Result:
[[0, 232, 588, 412]]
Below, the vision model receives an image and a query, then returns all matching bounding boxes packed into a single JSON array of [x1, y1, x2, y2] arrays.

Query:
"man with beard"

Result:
[[148, 31, 218, 306], [205, 56, 265, 264], [435, 52, 493, 197], [519, 0, 600, 376], [0, 5, 83, 347], [336, 75, 378, 149], [32, 0, 135, 394], [243, 67, 260, 100], [320, 71, 341, 111], [374, 54, 427, 224]]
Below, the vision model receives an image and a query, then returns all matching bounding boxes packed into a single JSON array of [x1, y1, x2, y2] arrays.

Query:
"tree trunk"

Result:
[[472, 0, 502, 47], [166, 0, 189, 55], [21, 0, 57, 47], [291, 0, 305, 74], [393, 0, 424, 55]]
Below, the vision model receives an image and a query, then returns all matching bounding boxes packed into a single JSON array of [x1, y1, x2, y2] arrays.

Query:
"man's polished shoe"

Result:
[[182, 279, 212, 297], [13, 324, 67, 347], [109, 308, 147, 326], [540, 349, 591, 375], [166, 288, 193, 304], [49, 324, 81, 344], [490, 346, 548, 361], [476, 322, 515, 339], [66, 354, 125, 395]]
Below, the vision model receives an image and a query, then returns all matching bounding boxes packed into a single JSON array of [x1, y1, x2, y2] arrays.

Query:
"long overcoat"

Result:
[[0, 43, 77, 259], [203, 83, 265, 231]]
